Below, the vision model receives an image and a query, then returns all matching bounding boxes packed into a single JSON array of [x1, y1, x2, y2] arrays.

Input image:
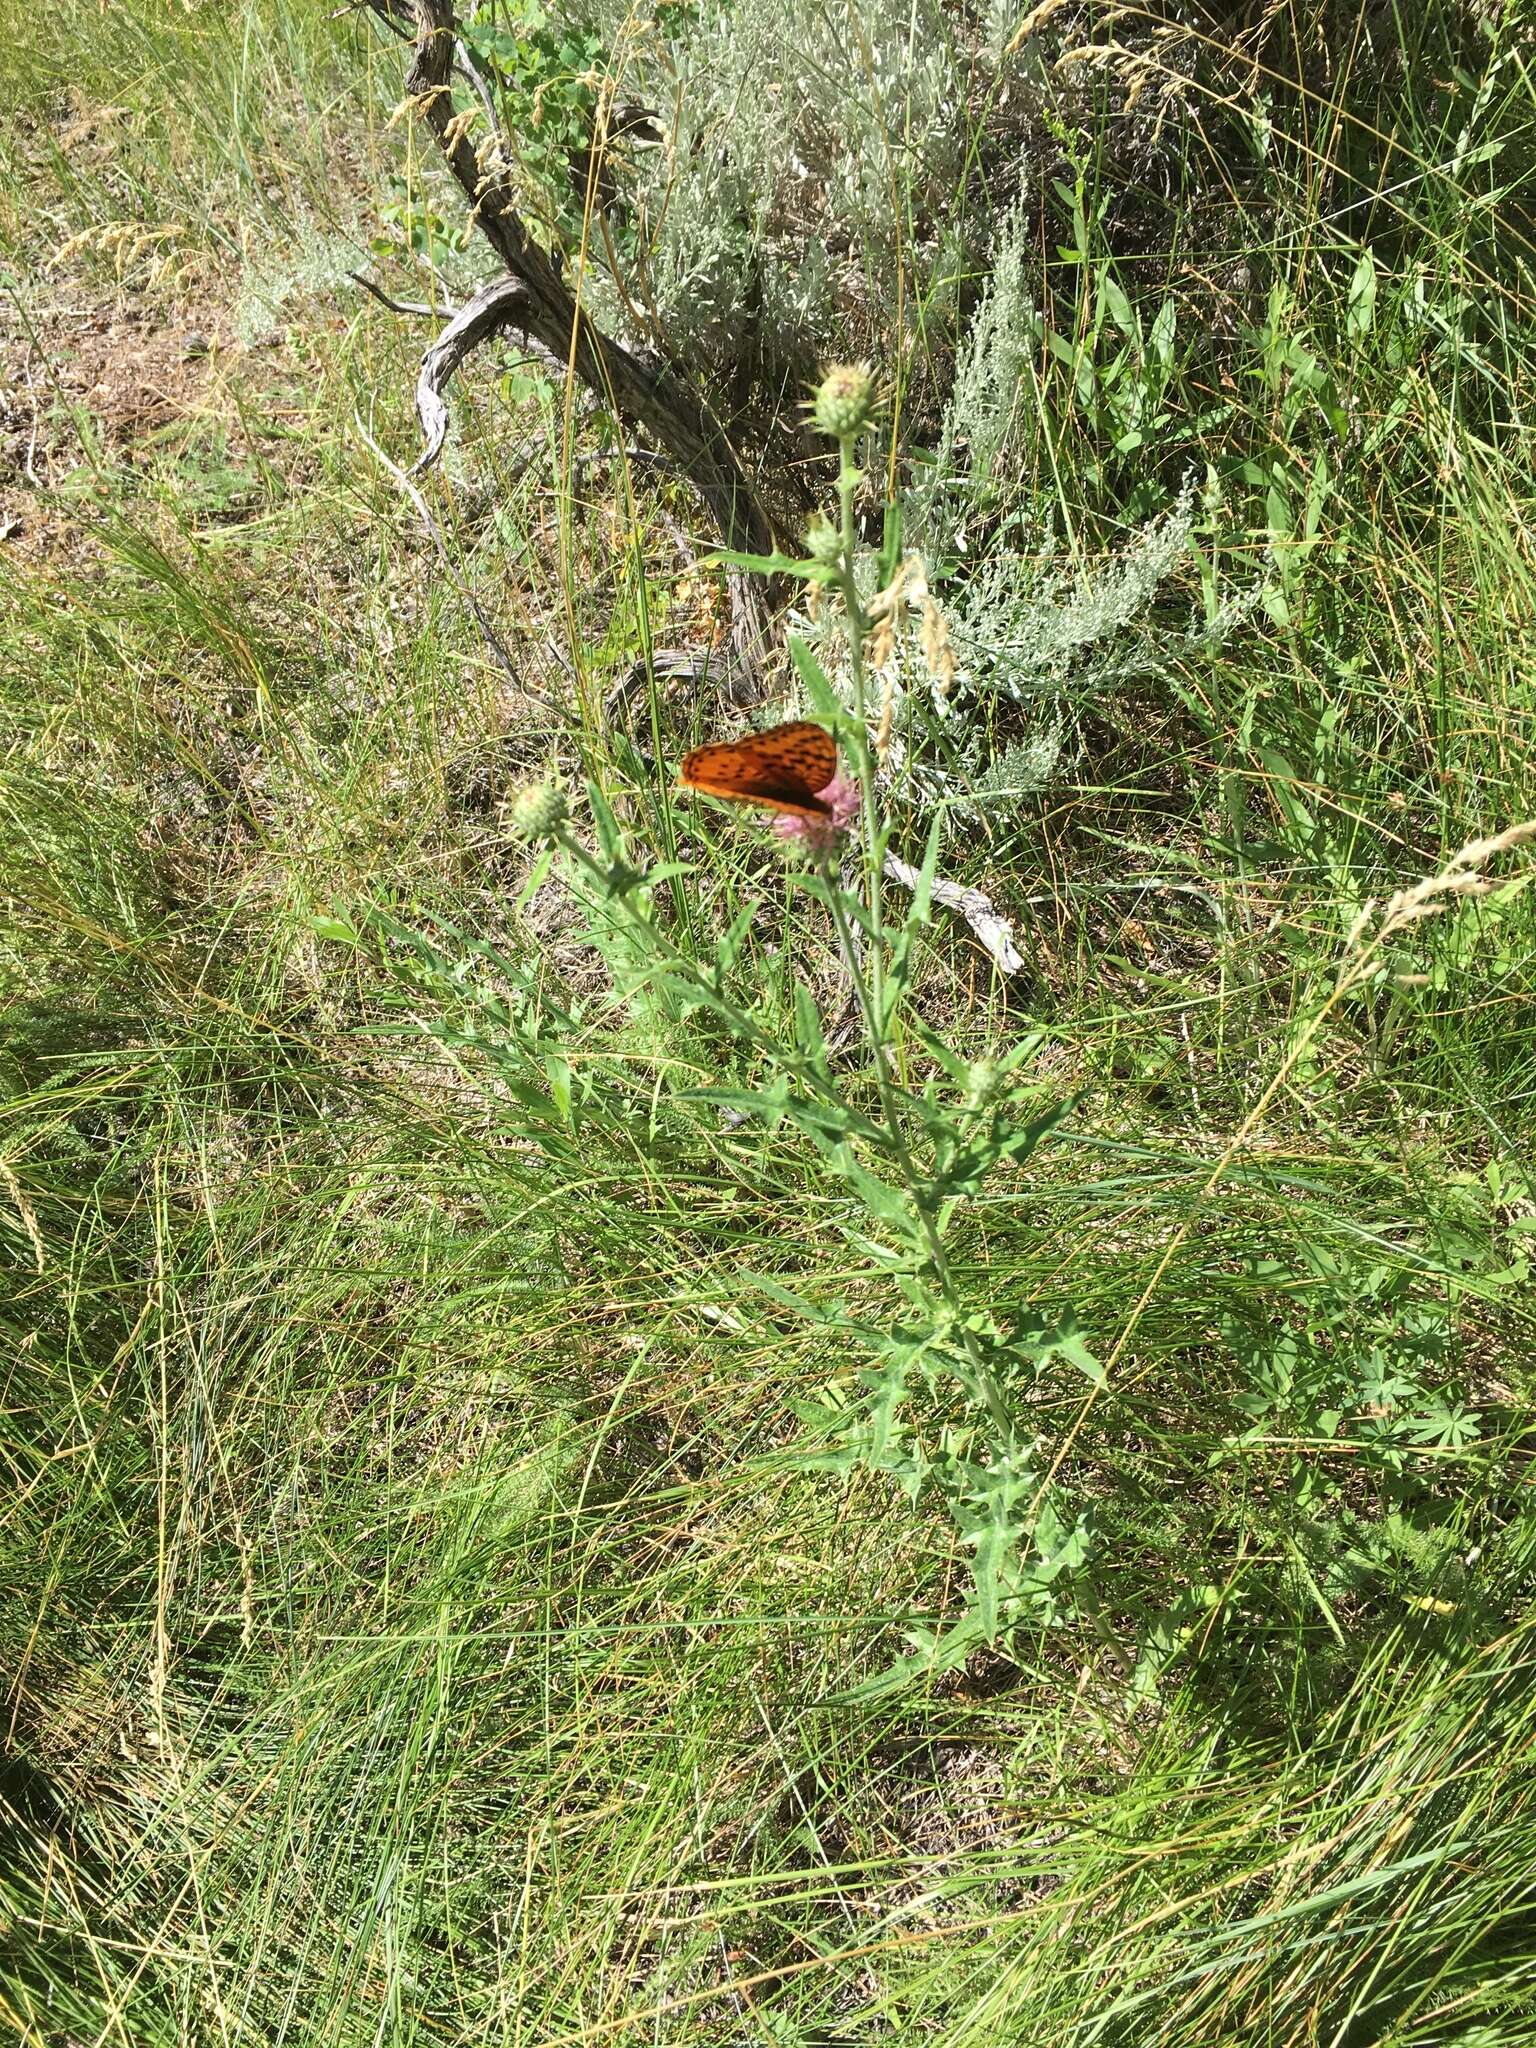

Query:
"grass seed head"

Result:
[[921, 596, 956, 697]]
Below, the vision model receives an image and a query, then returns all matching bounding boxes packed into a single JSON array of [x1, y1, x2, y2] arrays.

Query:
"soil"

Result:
[[0, 287, 235, 564]]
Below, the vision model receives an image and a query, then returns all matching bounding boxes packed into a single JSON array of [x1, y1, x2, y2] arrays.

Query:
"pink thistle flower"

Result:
[[771, 770, 862, 856]]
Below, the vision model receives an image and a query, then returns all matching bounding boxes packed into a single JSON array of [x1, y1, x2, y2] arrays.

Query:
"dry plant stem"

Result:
[[0, 1156, 45, 1273], [353, 410, 572, 711], [833, 443, 889, 1018]]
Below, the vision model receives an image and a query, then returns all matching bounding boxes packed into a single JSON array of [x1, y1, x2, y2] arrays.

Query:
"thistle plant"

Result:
[[755, 366, 1111, 1684], [369, 366, 1111, 1693]]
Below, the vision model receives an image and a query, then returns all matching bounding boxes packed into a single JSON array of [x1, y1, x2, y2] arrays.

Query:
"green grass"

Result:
[[4, 2, 1536, 2043]]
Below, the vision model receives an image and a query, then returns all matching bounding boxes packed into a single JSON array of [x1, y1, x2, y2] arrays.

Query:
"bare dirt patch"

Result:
[[0, 287, 238, 563]]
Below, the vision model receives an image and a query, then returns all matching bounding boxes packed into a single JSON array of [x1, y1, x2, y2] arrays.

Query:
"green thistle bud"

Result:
[[804, 517, 844, 570], [811, 362, 876, 442], [965, 1058, 1004, 1110], [505, 779, 569, 841]]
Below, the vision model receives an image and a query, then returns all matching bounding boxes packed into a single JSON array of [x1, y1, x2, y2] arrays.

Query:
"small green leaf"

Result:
[[740, 1271, 828, 1321], [1149, 297, 1176, 367], [787, 635, 841, 719], [793, 983, 828, 1065], [1346, 247, 1377, 340], [1100, 273, 1137, 342], [1015, 1309, 1104, 1386], [705, 547, 819, 577], [828, 1141, 914, 1230]]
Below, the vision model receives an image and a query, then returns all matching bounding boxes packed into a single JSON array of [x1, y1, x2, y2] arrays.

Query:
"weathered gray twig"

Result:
[[883, 854, 1027, 976], [412, 277, 566, 474], [348, 269, 440, 320]]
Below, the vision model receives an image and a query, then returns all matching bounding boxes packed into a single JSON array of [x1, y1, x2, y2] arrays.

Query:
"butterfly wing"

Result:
[[679, 721, 838, 818]]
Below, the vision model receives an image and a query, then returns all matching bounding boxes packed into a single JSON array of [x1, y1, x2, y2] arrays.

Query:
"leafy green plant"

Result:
[[351, 369, 1114, 1690], [370, 176, 470, 269], [460, 0, 611, 248]]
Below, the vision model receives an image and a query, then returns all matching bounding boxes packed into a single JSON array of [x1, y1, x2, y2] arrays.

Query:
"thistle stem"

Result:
[[824, 433, 1012, 1444]]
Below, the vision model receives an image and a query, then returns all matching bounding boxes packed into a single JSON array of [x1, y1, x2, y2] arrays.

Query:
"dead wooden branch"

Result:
[[348, 269, 440, 320], [410, 277, 566, 474], [367, 2, 777, 572], [883, 854, 1027, 976]]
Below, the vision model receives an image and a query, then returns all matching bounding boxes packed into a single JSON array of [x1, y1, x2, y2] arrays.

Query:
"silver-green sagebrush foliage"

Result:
[[434, 0, 1181, 453]]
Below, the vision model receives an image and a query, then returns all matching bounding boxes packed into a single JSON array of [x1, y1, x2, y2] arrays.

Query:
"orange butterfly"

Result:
[[678, 720, 839, 818]]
